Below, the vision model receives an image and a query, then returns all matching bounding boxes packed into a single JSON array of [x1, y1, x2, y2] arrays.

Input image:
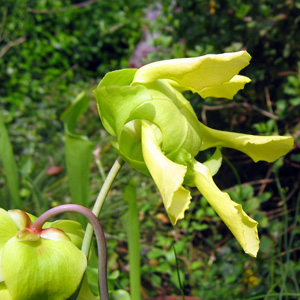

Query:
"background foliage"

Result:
[[0, 0, 300, 299]]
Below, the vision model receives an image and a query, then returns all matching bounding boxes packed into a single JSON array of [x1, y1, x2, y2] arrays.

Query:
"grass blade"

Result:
[[61, 92, 94, 225]]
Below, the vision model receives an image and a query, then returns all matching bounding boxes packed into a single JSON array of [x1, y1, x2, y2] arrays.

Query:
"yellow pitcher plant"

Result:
[[94, 51, 294, 257]]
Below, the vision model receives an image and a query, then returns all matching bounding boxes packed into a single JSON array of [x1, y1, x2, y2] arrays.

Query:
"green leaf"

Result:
[[0, 112, 21, 208], [61, 92, 94, 224]]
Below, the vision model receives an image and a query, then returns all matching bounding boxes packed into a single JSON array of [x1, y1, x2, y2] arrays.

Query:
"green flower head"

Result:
[[0, 208, 86, 300], [94, 51, 294, 257]]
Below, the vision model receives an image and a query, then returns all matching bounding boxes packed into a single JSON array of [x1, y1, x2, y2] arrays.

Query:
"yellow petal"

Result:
[[200, 123, 294, 162], [193, 160, 259, 257], [199, 75, 251, 99], [141, 121, 191, 225], [132, 51, 251, 98]]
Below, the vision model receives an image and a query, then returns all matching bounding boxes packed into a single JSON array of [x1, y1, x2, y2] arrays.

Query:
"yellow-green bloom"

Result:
[[94, 51, 294, 257], [0, 208, 86, 300]]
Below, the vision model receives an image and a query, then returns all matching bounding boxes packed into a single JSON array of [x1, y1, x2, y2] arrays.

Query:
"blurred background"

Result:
[[0, 0, 300, 299]]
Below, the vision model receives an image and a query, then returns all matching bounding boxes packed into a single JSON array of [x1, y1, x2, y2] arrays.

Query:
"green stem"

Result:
[[81, 156, 124, 257], [123, 180, 141, 300]]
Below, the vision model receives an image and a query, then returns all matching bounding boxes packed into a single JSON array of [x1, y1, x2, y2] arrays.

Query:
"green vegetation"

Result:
[[0, 0, 299, 299]]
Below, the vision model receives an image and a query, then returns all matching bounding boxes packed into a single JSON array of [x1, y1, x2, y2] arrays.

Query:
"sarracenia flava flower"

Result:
[[94, 51, 294, 257], [0, 208, 86, 300]]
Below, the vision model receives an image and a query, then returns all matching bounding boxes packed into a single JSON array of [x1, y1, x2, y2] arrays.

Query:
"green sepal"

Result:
[[0, 209, 18, 250], [95, 77, 202, 176], [25, 212, 37, 224], [202, 147, 223, 176], [2, 236, 87, 300], [24, 214, 85, 248], [40, 228, 72, 241], [0, 209, 19, 282], [98, 69, 137, 87], [16, 229, 40, 242], [127, 80, 201, 156], [8, 210, 32, 230], [94, 83, 152, 137], [113, 120, 150, 176], [50, 220, 85, 249]]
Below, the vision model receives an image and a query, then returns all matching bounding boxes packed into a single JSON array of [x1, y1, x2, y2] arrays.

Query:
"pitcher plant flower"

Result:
[[94, 51, 294, 257], [0, 207, 87, 300]]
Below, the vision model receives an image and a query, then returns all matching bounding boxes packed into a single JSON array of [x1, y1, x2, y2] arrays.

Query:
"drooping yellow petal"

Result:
[[193, 160, 259, 257], [132, 51, 251, 98], [199, 75, 251, 99], [141, 121, 191, 225], [200, 123, 294, 162]]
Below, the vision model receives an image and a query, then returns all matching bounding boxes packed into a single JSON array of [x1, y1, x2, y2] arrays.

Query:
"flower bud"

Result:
[[0, 208, 86, 300]]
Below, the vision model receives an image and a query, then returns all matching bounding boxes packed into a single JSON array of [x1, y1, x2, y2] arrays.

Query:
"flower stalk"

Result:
[[81, 156, 124, 256]]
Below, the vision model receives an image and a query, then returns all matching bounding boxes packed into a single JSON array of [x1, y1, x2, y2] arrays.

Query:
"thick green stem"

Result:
[[123, 181, 141, 300], [31, 204, 109, 300], [81, 156, 124, 257]]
